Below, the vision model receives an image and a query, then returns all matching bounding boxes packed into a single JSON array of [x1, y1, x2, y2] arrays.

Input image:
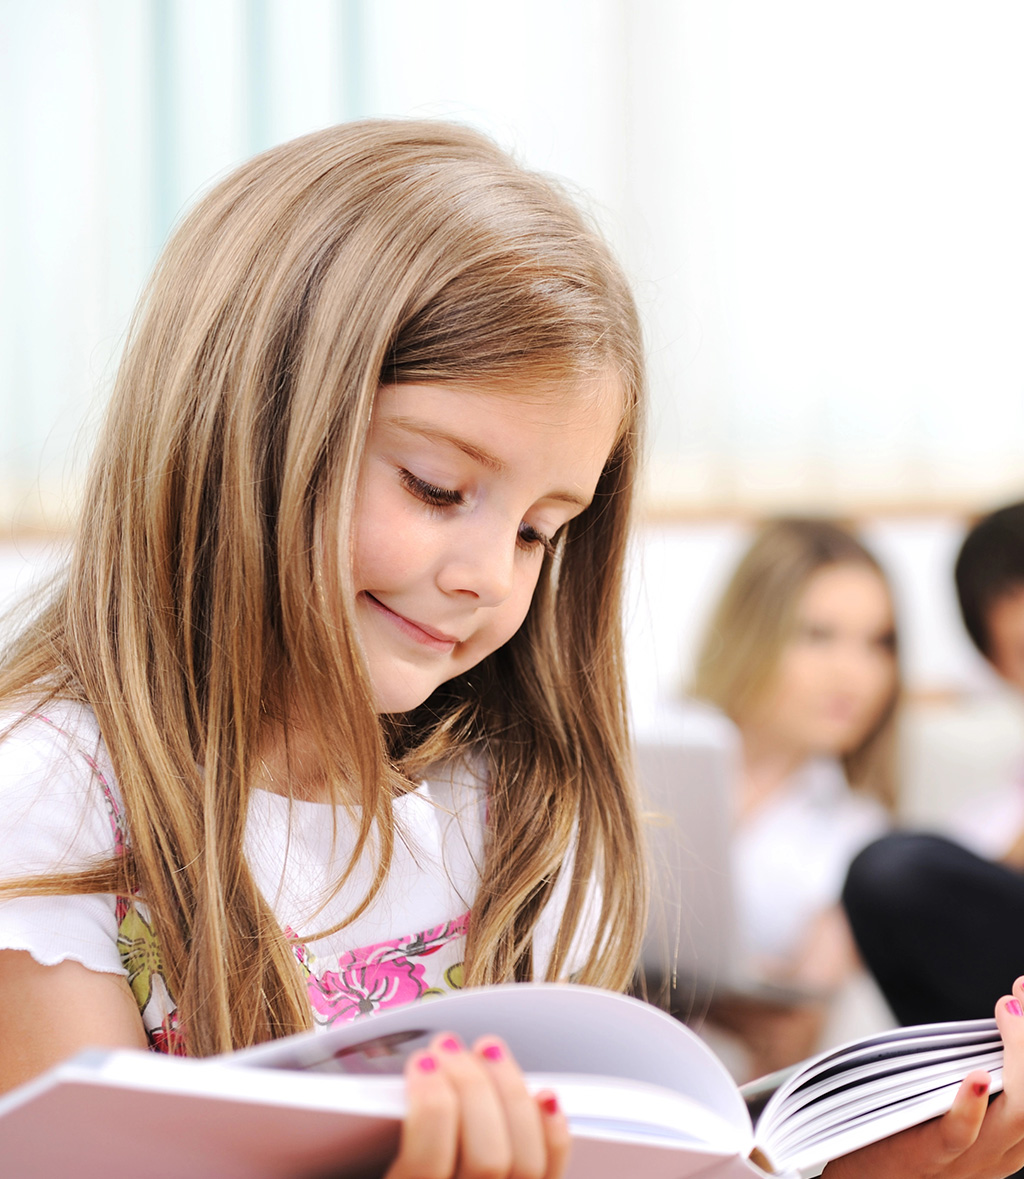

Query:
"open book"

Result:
[[0, 983, 1003, 1179]]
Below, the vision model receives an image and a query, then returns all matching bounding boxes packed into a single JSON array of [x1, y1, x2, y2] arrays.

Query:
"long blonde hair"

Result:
[[692, 517, 900, 808], [0, 120, 647, 1054]]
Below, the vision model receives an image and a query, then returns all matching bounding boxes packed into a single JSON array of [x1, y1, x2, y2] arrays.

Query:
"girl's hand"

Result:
[[824, 979, 1024, 1179], [384, 1033, 571, 1179]]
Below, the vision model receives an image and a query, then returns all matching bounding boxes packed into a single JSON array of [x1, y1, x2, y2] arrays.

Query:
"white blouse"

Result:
[[0, 701, 588, 1049], [732, 756, 890, 973]]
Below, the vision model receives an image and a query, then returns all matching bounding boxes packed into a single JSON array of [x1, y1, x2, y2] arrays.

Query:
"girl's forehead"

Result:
[[372, 376, 623, 451], [376, 370, 627, 433]]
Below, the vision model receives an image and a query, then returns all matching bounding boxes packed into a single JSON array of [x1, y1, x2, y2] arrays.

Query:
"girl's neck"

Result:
[[736, 727, 809, 821], [254, 720, 331, 803]]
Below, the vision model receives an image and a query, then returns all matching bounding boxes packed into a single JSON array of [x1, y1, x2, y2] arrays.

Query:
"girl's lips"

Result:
[[362, 593, 459, 651]]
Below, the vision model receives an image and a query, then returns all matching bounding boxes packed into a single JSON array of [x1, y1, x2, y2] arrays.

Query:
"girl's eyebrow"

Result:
[[383, 415, 592, 510], [386, 416, 506, 473]]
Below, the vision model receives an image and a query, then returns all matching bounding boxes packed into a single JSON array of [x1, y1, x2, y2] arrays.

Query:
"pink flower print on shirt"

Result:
[[309, 952, 427, 1021], [304, 912, 470, 1025], [148, 1009, 186, 1056]]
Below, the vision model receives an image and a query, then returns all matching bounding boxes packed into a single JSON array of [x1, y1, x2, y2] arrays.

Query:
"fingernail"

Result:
[[973, 1079, 990, 1097], [418, 1055, 438, 1073], [1007, 999, 1023, 1017], [481, 1044, 504, 1062], [540, 1094, 560, 1116], [440, 1036, 461, 1053]]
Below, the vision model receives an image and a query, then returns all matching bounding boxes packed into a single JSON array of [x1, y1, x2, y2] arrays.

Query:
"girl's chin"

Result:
[[374, 692, 432, 716], [370, 675, 448, 716]]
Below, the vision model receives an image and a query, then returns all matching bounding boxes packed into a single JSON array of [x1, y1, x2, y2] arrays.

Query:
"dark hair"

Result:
[[954, 501, 1024, 657]]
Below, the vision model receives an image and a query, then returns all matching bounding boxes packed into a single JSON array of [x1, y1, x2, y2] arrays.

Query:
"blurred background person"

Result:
[[951, 501, 1024, 862], [690, 517, 901, 1076], [844, 501, 1024, 1027]]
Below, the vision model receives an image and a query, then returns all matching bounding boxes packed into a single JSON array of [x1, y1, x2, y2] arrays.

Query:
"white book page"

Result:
[[525, 1072, 746, 1153], [755, 1020, 1001, 1138], [236, 983, 754, 1142], [760, 1067, 1005, 1176], [769, 1049, 1005, 1150], [748, 1017, 1003, 1175], [763, 1040, 1003, 1132]]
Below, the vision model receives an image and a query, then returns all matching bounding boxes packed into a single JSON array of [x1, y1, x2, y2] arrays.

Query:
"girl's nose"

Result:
[[436, 531, 516, 606]]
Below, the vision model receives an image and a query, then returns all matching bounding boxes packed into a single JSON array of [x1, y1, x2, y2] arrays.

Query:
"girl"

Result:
[[692, 518, 900, 1074], [0, 121, 1020, 1179]]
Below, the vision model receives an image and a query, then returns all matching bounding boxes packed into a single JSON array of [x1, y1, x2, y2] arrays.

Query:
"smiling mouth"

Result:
[[362, 593, 460, 651]]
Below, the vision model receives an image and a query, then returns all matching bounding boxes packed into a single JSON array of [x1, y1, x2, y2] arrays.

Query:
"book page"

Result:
[[767, 1046, 1004, 1143], [773, 1072, 1005, 1177], [748, 1018, 1004, 1175], [235, 982, 755, 1142]]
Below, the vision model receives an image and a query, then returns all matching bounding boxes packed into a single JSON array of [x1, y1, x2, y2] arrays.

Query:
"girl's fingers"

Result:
[[471, 1037, 548, 1179], [966, 979, 1024, 1173], [994, 978, 1024, 1119], [534, 1089, 572, 1179], [433, 1033, 514, 1177], [383, 1051, 459, 1179], [934, 1069, 991, 1156], [386, 1032, 569, 1179]]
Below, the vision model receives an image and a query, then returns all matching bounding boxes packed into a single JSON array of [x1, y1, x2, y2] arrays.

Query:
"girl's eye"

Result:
[[517, 521, 556, 557], [399, 469, 463, 508]]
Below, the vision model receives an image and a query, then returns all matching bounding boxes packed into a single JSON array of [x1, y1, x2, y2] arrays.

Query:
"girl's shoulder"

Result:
[[1, 695, 103, 752], [0, 699, 123, 871]]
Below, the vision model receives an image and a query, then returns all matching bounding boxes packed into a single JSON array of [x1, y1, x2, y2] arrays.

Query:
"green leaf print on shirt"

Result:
[[116, 904, 166, 1011]]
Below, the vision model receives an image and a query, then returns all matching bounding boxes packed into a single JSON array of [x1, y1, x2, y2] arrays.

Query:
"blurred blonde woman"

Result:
[[692, 517, 901, 1076]]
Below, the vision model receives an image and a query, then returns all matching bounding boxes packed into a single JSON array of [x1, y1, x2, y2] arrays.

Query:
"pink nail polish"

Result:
[[540, 1094, 560, 1116], [973, 1079, 990, 1097], [1007, 999, 1023, 1017], [440, 1036, 461, 1053], [481, 1044, 503, 1062], [418, 1055, 438, 1073]]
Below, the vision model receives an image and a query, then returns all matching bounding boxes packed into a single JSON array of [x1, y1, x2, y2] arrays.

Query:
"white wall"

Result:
[[6, 2, 1024, 526]]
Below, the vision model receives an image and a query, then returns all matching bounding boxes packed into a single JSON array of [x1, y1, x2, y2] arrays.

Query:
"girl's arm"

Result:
[[385, 1033, 571, 1179], [0, 949, 148, 1095], [824, 981, 1024, 1179]]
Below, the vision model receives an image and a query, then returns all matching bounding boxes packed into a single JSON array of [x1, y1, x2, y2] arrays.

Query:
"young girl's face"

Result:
[[351, 378, 623, 713], [746, 562, 897, 760]]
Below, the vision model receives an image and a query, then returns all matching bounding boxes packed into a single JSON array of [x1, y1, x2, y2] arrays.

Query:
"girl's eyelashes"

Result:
[[517, 521, 557, 557], [399, 468, 463, 508], [399, 466, 557, 556]]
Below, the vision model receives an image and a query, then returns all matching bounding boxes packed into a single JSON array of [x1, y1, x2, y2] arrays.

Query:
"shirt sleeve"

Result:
[[0, 709, 127, 977]]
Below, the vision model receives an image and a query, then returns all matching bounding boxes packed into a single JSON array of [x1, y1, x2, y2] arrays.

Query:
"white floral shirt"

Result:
[[0, 703, 530, 1054]]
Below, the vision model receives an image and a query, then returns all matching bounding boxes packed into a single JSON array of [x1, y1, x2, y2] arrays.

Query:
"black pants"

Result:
[[843, 831, 1024, 1025]]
